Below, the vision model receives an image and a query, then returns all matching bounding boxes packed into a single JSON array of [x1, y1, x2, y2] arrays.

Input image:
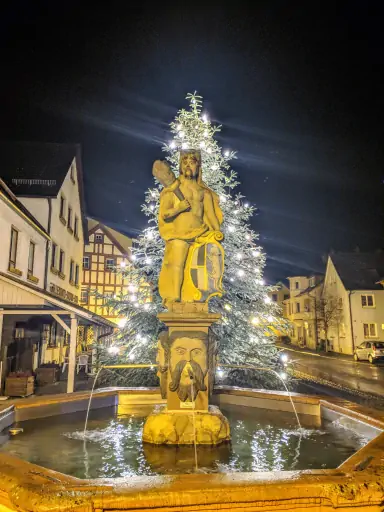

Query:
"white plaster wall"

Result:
[[351, 290, 384, 346], [323, 258, 354, 354], [19, 198, 49, 231], [48, 161, 84, 298], [0, 199, 46, 289]]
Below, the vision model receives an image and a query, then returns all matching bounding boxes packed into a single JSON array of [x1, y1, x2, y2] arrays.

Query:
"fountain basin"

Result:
[[0, 387, 384, 511]]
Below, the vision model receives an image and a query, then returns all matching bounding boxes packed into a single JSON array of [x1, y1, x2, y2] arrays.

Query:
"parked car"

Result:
[[354, 341, 384, 363]]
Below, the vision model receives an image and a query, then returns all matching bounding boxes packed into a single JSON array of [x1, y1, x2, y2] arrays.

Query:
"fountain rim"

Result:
[[0, 386, 384, 512]]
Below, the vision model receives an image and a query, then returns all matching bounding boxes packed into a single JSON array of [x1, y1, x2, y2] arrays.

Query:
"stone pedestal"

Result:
[[143, 405, 230, 445], [143, 303, 231, 445]]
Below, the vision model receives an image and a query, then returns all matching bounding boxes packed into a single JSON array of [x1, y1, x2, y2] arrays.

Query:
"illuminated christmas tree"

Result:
[[98, 93, 283, 389]]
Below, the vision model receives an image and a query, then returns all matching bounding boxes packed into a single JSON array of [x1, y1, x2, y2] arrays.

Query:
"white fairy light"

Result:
[[179, 130, 185, 138], [237, 269, 245, 277], [211, 164, 218, 171], [236, 253, 242, 260], [251, 317, 259, 325], [220, 195, 227, 202], [118, 318, 127, 328], [130, 254, 137, 261], [143, 303, 150, 311], [267, 315, 273, 322], [202, 113, 208, 123], [204, 130, 209, 137], [169, 140, 176, 149], [200, 141, 206, 149], [207, 148, 212, 154], [145, 257, 152, 265], [217, 368, 224, 378], [224, 150, 230, 157], [129, 294, 137, 302], [230, 277, 234, 282], [129, 353, 135, 361], [120, 260, 126, 268], [182, 142, 188, 149], [244, 202, 249, 208], [228, 225, 235, 232], [252, 250, 260, 257], [280, 372, 287, 381], [224, 304, 231, 311], [108, 346, 119, 355], [128, 284, 137, 293], [150, 205, 155, 211], [146, 231, 154, 239], [234, 209, 239, 215], [177, 124, 182, 131], [264, 296, 272, 304], [246, 234, 251, 240]]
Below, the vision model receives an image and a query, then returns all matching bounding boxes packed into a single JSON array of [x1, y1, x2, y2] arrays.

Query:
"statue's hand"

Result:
[[177, 199, 191, 213]]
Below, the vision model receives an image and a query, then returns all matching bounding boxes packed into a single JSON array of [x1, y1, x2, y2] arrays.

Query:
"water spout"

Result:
[[190, 376, 198, 472], [219, 364, 302, 430]]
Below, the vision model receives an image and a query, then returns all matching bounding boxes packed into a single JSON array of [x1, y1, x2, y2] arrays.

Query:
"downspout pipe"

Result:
[[348, 291, 355, 353], [44, 198, 52, 290]]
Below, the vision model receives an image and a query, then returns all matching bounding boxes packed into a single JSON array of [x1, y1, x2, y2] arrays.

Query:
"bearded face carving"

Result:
[[169, 336, 208, 402]]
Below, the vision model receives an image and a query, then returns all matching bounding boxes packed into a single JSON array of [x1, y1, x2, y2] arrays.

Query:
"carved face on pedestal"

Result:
[[156, 331, 169, 399], [169, 336, 208, 402], [179, 150, 201, 180]]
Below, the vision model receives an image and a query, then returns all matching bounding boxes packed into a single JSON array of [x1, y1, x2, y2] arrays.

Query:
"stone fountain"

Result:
[[142, 150, 230, 445]]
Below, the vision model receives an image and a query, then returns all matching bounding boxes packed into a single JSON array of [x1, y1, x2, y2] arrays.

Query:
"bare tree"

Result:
[[314, 296, 343, 352]]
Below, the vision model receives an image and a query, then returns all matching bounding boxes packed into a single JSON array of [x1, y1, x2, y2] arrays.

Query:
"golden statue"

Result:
[[143, 149, 230, 447], [153, 150, 224, 307]]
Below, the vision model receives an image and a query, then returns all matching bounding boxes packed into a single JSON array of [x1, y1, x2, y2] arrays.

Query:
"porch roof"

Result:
[[0, 272, 116, 329]]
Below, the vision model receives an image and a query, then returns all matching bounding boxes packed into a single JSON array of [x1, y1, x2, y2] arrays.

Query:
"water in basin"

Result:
[[0, 404, 366, 478]]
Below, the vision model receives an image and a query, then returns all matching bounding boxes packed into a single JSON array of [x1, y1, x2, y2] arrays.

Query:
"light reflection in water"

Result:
[[0, 405, 366, 479]]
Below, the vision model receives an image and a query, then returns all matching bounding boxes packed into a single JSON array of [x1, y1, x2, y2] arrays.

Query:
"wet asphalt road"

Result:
[[279, 347, 384, 397]]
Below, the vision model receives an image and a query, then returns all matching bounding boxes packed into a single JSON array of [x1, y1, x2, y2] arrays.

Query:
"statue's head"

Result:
[[179, 150, 201, 181], [169, 334, 207, 402]]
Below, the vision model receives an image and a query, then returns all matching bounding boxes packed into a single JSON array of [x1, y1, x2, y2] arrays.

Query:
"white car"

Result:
[[354, 341, 384, 363]]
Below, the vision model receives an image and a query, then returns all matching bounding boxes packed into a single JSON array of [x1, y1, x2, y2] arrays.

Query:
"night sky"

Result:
[[1, 2, 383, 282]]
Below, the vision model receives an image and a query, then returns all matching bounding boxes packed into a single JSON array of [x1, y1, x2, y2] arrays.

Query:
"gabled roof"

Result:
[[0, 140, 88, 243], [330, 252, 384, 291], [0, 178, 49, 237], [87, 218, 133, 256], [295, 280, 323, 297], [0, 141, 79, 197]]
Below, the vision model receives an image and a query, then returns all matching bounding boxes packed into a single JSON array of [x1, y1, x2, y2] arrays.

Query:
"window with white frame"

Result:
[[69, 260, 74, 282], [363, 323, 377, 338], [83, 256, 90, 269], [9, 227, 18, 269], [59, 249, 65, 274], [105, 258, 115, 271], [361, 294, 375, 308], [60, 195, 65, 219], [80, 289, 89, 303], [28, 241, 35, 275]]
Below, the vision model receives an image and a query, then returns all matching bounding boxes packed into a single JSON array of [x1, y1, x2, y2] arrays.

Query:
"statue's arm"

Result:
[[203, 191, 221, 231], [160, 193, 190, 222]]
